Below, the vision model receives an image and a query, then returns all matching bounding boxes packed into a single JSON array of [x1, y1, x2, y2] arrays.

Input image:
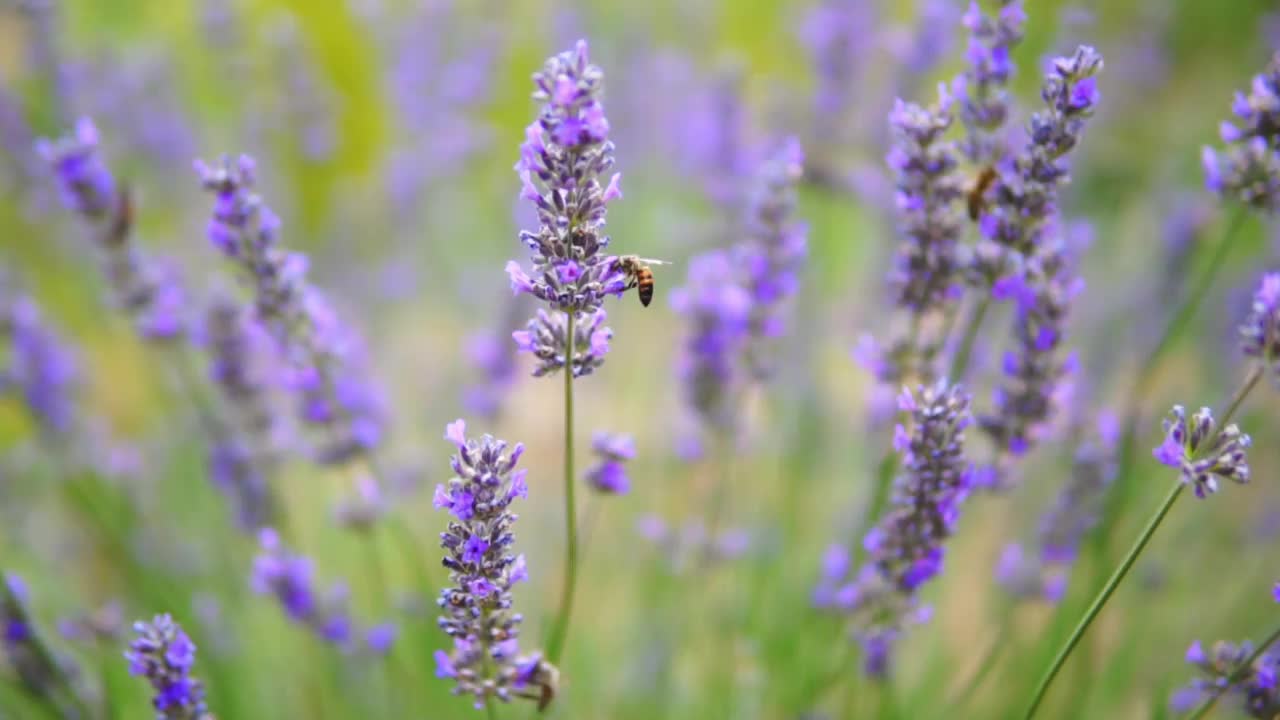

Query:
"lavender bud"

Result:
[[0, 291, 78, 438], [1153, 405, 1252, 499], [1203, 53, 1280, 212], [123, 614, 211, 719], [250, 529, 352, 647], [508, 40, 626, 316], [434, 420, 555, 709], [671, 250, 752, 433], [953, 0, 1026, 164], [583, 432, 635, 494], [512, 307, 612, 378], [35, 117, 114, 217], [1173, 626, 1280, 718], [1240, 273, 1280, 381]]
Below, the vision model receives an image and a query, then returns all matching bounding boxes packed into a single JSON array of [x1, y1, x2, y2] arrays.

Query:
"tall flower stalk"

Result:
[[506, 39, 624, 666], [124, 614, 212, 719]]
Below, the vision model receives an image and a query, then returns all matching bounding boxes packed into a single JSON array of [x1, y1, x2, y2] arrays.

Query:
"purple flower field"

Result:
[[2, 1, 1280, 718]]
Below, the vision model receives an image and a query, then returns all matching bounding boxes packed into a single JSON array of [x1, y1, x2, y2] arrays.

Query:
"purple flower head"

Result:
[[1203, 53, 1280, 212], [800, 0, 876, 150], [513, 307, 613, 378], [124, 614, 210, 719], [886, 87, 965, 316], [509, 40, 626, 316], [36, 117, 115, 217], [435, 422, 556, 708], [1172, 632, 1280, 718], [196, 155, 385, 467], [462, 296, 525, 420], [1241, 273, 1280, 382], [250, 529, 352, 647], [737, 137, 807, 378], [1, 293, 79, 438], [672, 249, 753, 435], [584, 431, 635, 494], [953, 0, 1026, 164], [1034, 417, 1117, 572], [1152, 405, 1251, 499]]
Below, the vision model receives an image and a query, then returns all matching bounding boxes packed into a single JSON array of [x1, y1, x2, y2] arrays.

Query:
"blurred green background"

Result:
[[1, 0, 1279, 718]]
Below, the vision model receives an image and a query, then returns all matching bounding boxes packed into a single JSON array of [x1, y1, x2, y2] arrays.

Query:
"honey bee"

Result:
[[966, 165, 999, 221], [616, 255, 672, 307]]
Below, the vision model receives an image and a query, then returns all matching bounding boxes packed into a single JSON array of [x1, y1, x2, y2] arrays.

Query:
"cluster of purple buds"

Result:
[[978, 240, 1082, 461], [124, 614, 211, 720], [670, 250, 752, 433], [0, 289, 78, 438], [826, 382, 973, 674], [506, 40, 626, 317], [583, 431, 634, 494], [1202, 53, 1280, 212], [1153, 405, 1252, 499], [37, 118, 187, 341], [195, 155, 384, 466], [433, 420, 556, 709], [250, 529, 355, 647], [512, 307, 611, 378], [736, 137, 807, 378], [203, 294, 278, 530], [1240, 273, 1280, 382], [1172, 637, 1280, 717], [967, 45, 1102, 287], [953, 0, 1026, 164], [886, 88, 965, 316]]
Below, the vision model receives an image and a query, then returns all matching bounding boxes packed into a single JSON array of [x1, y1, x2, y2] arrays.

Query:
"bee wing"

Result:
[[635, 257, 673, 265]]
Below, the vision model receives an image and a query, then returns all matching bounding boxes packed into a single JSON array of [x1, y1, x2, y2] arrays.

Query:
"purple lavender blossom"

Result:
[[124, 614, 211, 719], [583, 432, 635, 494], [250, 529, 352, 647], [886, 88, 965, 315], [1240, 273, 1280, 382], [678, 63, 753, 210], [434, 420, 556, 708], [799, 0, 876, 153], [737, 137, 807, 378], [839, 381, 973, 669], [1036, 415, 1116, 566], [0, 292, 78, 438], [1202, 53, 1280, 212], [670, 250, 752, 433], [507, 40, 626, 317], [968, 46, 1103, 287], [37, 118, 189, 341], [1172, 634, 1280, 717], [953, 0, 1026, 164], [512, 307, 612, 378], [1153, 405, 1251, 499], [195, 155, 385, 466]]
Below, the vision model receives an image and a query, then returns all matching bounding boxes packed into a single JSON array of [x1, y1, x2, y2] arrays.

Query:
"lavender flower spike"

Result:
[[887, 87, 964, 315], [2, 573, 80, 707], [670, 250, 752, 434], [250, 529, 353, 646], [953, 0, 1026, 164], [1240, 273, 1280, 383], [1172, 624, 1280, 717], [1153, 405, 1251, 498], [512, 307, 612, 378], [738, 137, 807, 378], [841, 380, 973, 671], [0, 290, 78, 438], [1202, 53, 1280, 212], [583, 432, 635, 494], [508, 40, 626, 316], [434, 420, 557, 709], [124, 614, 212, 719]]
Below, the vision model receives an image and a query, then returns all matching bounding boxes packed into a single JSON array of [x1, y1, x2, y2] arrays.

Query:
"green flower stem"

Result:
[[546, 309, 578, 666], [948, 295, 992, 383], [1187, 624, 1280, 720]]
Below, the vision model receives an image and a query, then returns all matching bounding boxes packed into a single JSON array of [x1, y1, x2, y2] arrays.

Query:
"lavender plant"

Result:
[[433, 420, 556, 710], [249, 528, 354, 647], [1241, 273, 1280, 383], [1, 573, 87, 717], [1202, 53, 1280, 213], [953, 0, 1026, 165], [1171, 584, 1280, 718], [124, 614, 212, 719], [583, 431, 635, 494], [0, 287, 78, 439]]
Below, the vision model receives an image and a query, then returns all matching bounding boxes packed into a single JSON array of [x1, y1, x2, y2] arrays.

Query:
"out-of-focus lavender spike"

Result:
[[671, 250, 752, 437], [508, 39, 626, 320], [832, 381, 974, 672], [250, 528, 354, 647], [583, 431, 634, 494], [1202, 53, 1280, 212], [737, 137, 808, 379], [0, 288, 78, 439], [512, 307, 612, 378], [262, 15, 339, 162], [680, 63, 754, 210], [202, 294, 281, 531], [36, 118, 190, 341], [1172, 591, 1280, 718], [434, 420, 557, 709], [799, 0, 876, 156], [1, 573, 84, 713], [1240, 273, 1280, 383], [195, 154, 386, 467], [1153, 405, 1251, 499], [462, 294, 526, 421], [953, 0, 1026, 164], [124, 614, 212, 719]]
